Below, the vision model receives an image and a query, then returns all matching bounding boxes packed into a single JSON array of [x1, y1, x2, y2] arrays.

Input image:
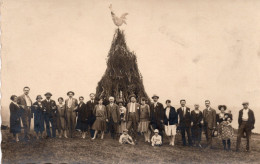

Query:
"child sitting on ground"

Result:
[[151, 129, 162, 146], [119, 129, 135, 145]]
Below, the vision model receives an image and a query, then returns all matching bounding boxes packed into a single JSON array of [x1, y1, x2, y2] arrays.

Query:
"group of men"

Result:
[[16, 87, 255, 152]]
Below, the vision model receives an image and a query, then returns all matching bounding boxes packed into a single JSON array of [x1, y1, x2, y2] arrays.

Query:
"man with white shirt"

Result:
[[177, 100, 192, 146], [17, 86, 33, 140], [41, 92, 57, 138], [65, 91, 78, 138], [202, 100, 216, 149], [236, 102, 255, 152], [106, 96, 120, 139], [126, 94, 140, 140]]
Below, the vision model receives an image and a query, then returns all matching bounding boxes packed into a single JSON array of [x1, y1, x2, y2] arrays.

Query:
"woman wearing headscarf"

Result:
[[9, 95, 22, 142]]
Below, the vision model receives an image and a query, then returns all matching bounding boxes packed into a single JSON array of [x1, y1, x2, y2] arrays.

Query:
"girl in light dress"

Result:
[[138, 97, 151, 142]]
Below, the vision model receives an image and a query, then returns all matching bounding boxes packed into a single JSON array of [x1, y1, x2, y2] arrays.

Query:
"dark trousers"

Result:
[[180, 125, 192, 146], [236, 121, 252, 151], [87, 118, 95, 138], [204, 126, 213, 147], [21, 107, 31, 138], [44, 113, 51, 137], [109, 121, 118, 139], [50, 117, 57, 138], [127, 113, 138, 139]]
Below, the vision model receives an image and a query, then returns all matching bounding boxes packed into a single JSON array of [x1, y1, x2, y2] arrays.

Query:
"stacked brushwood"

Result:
[[96, 29, 149, 104]]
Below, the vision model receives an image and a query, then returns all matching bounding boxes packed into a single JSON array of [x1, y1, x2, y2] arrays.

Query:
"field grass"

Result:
[[1, 130, 260, 164]]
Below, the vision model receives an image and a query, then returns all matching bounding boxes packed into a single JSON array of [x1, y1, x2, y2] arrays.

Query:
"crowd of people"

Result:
[[9, 87, 255, 152]]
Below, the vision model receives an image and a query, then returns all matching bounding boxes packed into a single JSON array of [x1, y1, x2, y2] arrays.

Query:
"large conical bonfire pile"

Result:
[[96, 29, 149, 103]]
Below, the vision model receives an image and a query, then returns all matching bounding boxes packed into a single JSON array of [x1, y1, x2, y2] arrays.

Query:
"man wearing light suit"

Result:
[[65, 91, 78, 138], [126, 94, 140, 140], [17, 86, 33, 140], [106, 96, 120, 139], [203, 100, 217, 149]]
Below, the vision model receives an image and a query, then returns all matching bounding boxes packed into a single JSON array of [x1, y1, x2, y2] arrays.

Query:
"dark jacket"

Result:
[[163, 106, 178, 126], [75, 103, 88, 122], [203, 108, 217, 129], [106, 103, 120, 123], [126, 103, 140, 122], [41, 99, 57, 117], [9, 102, 22, 134], [150, 102, 164, 123], [217, 113, 233, 124], [177, 107, 192, 127], [238, 109, 255, 130], [86, 100, 97, 124]]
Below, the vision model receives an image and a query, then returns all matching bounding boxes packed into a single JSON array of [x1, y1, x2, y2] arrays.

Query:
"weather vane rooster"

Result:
[[109, 4, 128, 28]]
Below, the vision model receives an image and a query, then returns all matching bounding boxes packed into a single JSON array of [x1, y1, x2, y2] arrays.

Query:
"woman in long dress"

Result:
[[56, 97, 67, 138], [92, 98, 107, 140], [217, 105, 233, 151], [32, 95, 45, 139], [163, 100, 178, 146], [138, 97, 151, 142], [191, 104, 203, 147], [117, 100, 127, 134], [9, 95, 22, 142]]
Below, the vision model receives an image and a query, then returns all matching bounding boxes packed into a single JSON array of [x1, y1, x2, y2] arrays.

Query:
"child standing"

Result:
[[151, 129, 162, 146], [119, 129, 135, 145]]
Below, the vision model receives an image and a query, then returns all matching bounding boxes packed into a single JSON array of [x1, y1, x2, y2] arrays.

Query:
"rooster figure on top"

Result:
[[95, 4, 149, 104]]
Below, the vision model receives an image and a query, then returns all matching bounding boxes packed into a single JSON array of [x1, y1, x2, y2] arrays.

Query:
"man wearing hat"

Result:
[[236, 102, 255, 152], [150, 94, 164, 138], [85, 93, 98, 138], [17, 86, 33, 140], [126, 94, 140, 140], [42, 92, 57, 138], [106, 96, 120, 139], [65, 91, 78, 138]]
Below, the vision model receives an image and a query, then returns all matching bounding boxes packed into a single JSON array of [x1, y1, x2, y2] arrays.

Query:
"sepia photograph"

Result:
[[1, 0, 260, 163]]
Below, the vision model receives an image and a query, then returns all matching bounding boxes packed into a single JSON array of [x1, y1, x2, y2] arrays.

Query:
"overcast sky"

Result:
[[1, 0, 260, 132]]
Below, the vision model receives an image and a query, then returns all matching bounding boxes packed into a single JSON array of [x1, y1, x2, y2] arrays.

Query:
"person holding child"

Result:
[[151, 129, 162, 146], [217, 105, 233, 151], [119, 129, 135, 145]]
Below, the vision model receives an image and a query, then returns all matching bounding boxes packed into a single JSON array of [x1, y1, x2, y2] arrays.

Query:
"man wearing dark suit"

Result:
[[177, 99, 192, 146], [126, 94, 140, 140], [203, 100, 216, 149], [41, 92, 57, 138], [150, 94, 164, 138], [236, 102, 255, 152], [106, 96, 120, 139], [17, 86, 33, 140], [85, 93, 97, 138]]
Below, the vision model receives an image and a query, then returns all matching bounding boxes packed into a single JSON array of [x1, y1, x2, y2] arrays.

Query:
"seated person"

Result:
[[151, 129, 162, 146], [119, 129, 135, 145]]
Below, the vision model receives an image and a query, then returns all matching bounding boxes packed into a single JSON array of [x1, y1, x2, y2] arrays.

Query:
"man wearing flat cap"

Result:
[[236, 102, 255, 152], [42, 92, 57, 138], [65, 91, 78, 138], [150, 94, 164, 138], [126, 94, 140, 140]]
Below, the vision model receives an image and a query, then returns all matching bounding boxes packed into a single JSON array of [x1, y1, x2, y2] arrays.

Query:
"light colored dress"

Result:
[[118, 106, 127, 133], [57, 104, 66, 131], [92, 105, 107, 131], [138, 104, 150, 133], [164, 107, 177, 136]]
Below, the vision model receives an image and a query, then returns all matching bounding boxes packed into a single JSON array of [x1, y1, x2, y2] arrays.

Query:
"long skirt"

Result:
[[218, 122, 234, 140], [92, 119, 106, 131], [138, 121, 150, 133], [165, 124, 177, 136]]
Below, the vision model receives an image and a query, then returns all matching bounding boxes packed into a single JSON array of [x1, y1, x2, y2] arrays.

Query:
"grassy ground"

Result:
[[1, 130, 260, 164]]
